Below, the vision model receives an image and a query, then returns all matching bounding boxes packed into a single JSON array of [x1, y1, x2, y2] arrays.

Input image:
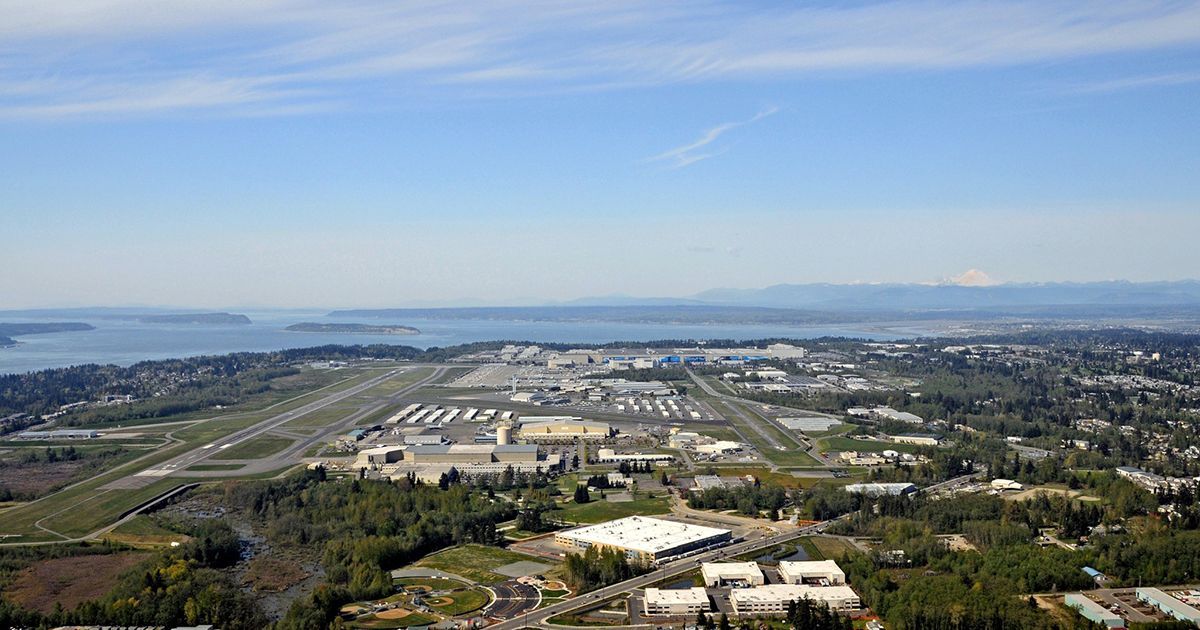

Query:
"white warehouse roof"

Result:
[[557, 516, 730, 555]]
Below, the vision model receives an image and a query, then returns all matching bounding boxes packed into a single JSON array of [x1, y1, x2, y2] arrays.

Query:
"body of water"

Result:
[[0, 310, 925, 374]]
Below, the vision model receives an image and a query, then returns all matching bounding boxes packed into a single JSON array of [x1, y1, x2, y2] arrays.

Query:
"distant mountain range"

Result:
[[567, 280, 1200, 311]]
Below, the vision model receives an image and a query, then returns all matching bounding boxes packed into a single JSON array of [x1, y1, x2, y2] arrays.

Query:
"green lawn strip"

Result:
[[350, 367, 437, 399], [394, 577, 470, 591], [209, 436, 295, 460], [348, 610, 437, 629], [554, 495, 670, 524], [806, 536, 858, 559]]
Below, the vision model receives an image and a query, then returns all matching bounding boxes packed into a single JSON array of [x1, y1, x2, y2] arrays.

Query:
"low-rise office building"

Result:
[[730, 585, 860, 615], [843, 482, 917, 497], [643, 587, 710, 616], [701, 562, 765, 587], [778, 560, 846, 586]]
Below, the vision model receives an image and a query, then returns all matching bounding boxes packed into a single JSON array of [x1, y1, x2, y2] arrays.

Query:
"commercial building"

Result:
[[693, 440, 745, 455], [843, 482, 917, 497], [891, 434, 941, 446], [643, 587, 710, 616], [701, 562, 765, 587], [990, 478, 1023, 491], [554, 516, 732, 564], [516, 419, 613, 442], [778, 560, 846, 586], [730, 585, 860, 615], [1136, 587, 1200, 624], [1063, 593, 1125, 628]]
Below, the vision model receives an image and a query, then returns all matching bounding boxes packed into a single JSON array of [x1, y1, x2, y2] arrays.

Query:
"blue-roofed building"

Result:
[[1081, 566, 1109, 584]]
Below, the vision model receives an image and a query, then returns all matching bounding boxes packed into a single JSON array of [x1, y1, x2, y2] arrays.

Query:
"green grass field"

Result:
[[427, 587, 490, 615], [104, 514, 186, 546], [798, 536, 859, 560], [413, 544, 551, 584], [555, 495, 671, 524], [210, 436, 295, 460]]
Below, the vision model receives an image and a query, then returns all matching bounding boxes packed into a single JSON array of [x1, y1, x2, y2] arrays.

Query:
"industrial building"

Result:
[[779, 560, 846, 585], [701, 562, 765, 587], [843, 482, 917, 497], [778, 416, 840, 432], [730, 585, 860, 614], [1135, 587, 1200, 624], [554, 516, 731, 564], [1063, 593, 1125, 628], [594, 448, 673, 464], [516, 418, 613, 442], [891, 434, 941, 446], [355, 443, 561, 477], [643, 587, 710, 616], [403, 433, 446, 445]]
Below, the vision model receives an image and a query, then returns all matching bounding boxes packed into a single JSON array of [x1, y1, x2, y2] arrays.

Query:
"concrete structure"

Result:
[[1063, 593, 1125, 628], [496, 425, 512, 446], [554, 516, 732, 564], [1136, 587, 1200, 624], [779, 560, 846, 586], [730, 585, 860, 614], [16, 429, 99, 440], [643, 587, 710, 616], [516, 419, 613, 442], [843, 482, 917, 497], [701, 562, 765, 587]]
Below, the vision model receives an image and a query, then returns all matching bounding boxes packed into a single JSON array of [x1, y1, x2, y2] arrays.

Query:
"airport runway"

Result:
[[103, 366, 446, 488]]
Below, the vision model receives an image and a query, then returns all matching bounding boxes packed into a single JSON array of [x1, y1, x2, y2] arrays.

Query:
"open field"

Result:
[[5, 552, 150, 613], [1004, 485, 1102, 503], [413, 544, 552, 584], [0, 447, 143, 499], [210, 435, 295, 460], [348, 609, 436, 629], [102, 514, 188, 546], [555, 495, 670, 524], [426, 587, 491, 615], [799, 536, 859, 560]]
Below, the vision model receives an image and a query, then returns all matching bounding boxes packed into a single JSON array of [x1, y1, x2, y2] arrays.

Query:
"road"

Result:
[[487, 514, 850, 630]]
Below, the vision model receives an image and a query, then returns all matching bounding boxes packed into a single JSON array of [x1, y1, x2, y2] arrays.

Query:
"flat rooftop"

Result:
[[779, 559, 844, 575], [645, 587, 709, 605], [731, 584, 858, 603], [701, 562, 764, 578], [558, 516, 730, 555]]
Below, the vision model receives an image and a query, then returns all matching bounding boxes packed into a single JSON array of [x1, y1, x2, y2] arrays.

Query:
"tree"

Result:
[[574, 485, 591, 504]]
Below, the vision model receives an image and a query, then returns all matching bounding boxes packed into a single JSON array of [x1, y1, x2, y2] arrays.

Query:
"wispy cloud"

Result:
[[648, 106, 779, 168], [2, 1, 1200, 118], [1061, 71, 1200, 94]]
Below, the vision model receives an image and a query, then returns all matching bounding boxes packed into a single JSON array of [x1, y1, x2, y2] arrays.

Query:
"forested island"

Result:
[[138, 313, 252, 325], [0, 322, 95, 347], [284, 322, 420, 335]]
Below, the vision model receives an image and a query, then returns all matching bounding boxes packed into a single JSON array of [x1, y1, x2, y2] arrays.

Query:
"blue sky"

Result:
[[2, 0, 1198, 308]]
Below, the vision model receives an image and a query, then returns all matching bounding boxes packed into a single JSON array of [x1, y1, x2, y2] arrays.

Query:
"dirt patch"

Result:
[[6, 552, 149, 613], [376, 608, 413, 619], [243, 556, 311, 592], [425, 596, 454, 606], [1005, 487, 1101, 502]]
